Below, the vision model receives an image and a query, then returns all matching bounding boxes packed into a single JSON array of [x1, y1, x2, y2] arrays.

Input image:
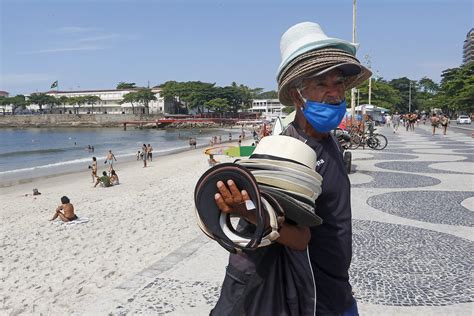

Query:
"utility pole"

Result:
[[408, 81, 412, 112], [364, 54, 372, 106], [350, 0, 357, 124]]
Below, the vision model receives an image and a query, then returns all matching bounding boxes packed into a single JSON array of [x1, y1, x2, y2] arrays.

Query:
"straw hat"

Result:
[[277, 22, 372, 106]]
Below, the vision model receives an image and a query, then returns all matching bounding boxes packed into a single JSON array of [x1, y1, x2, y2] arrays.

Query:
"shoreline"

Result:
[[0, 139, 238, 189]]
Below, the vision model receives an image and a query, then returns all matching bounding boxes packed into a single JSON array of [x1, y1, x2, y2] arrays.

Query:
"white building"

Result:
[[249, 99, 287, 121], [0, 87, 174, 115], [42, 87, 171, 114]]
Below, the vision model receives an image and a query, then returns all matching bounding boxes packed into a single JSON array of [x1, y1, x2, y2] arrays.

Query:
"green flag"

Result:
[[50, 80, 58, 89]]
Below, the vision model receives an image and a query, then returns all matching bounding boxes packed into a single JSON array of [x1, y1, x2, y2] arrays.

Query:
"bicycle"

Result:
[[349, 130, 388, 150]]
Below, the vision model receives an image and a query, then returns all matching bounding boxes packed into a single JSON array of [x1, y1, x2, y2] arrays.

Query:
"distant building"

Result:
[[0, 91, 9, 97], [463, 28, 473, 65], [249, 99, 286, 121], [34, 87, 173, 114]]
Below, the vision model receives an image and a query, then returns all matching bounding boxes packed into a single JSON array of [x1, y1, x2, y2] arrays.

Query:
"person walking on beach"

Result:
[[147, 144, 153, 161], [105, 150, 117, 174], [142, 144, 148, 167], [89, 157, 97, 183], [50, 196, 77, 222], [211, 21, 370, 315], [94, 171, 111, 188]]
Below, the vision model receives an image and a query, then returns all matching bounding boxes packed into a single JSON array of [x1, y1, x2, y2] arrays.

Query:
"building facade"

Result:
[[249, 99, 287, 121], [0, 88, 176, 115], [463, 28, 473, 65], [44, 87, 172, 114]]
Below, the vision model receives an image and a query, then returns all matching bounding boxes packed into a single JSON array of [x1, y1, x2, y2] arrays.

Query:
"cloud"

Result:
[[76, 34, 119, 43], [0, 73, 57, 86], [24, 46, 105, 54], [57, 26, 97, 34]]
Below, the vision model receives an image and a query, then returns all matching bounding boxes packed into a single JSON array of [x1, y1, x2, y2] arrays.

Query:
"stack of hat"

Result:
[[236, 135, 323, 227], [276, 22, 372, 106], [194, 135, 323, 253]]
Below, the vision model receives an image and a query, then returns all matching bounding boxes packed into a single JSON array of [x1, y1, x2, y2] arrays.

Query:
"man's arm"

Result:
[[215, 180, 311, 251]]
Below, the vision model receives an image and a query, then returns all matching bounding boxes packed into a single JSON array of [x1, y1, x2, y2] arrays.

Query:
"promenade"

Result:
[[90, 124, 473, 315]]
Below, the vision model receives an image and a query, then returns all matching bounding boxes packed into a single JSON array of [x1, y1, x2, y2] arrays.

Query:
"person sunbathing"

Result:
[[50, 196, 77, 222], [94, 171, 111, 188]]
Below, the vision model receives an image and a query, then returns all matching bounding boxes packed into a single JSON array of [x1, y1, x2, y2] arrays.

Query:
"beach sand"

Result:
[[0, 140, 243, 315]]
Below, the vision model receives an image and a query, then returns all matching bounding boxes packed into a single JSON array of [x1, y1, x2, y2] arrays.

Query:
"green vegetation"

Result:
[[120, 88, 157, 114], [348, 63, 473, 114]]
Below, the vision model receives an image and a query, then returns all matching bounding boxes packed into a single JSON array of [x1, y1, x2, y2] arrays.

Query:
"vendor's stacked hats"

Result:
[[194, 135, 323, 253], [236, 135, 322, 227]]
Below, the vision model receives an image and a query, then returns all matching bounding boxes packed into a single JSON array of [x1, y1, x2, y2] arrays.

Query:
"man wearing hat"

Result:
[[213, 22, 370, 315], [280, 21, 371, 315]]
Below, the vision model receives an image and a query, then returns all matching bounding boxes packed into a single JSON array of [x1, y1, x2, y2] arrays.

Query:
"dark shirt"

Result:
[[283, 122, 353, 315]]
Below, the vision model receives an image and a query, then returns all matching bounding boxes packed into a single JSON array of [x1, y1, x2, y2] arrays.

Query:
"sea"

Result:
[[0, 127, 240, 187]]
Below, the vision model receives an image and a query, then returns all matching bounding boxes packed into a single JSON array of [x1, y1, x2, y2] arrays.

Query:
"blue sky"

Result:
[[1, 0, 472, 96]]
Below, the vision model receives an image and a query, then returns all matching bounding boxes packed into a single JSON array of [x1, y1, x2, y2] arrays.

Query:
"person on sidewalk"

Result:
[[392, 112, 401, 133], [440, 114, 449, 135], [211, 21, 371, 315], [431, 113, 440, 135]]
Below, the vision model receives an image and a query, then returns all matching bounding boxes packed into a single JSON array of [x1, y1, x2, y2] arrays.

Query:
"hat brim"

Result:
[[194, 163, 265, 253], [260, 186, 322, 226], [278, 48, 372, 106]]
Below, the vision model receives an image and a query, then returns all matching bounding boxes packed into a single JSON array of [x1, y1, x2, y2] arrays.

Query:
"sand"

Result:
[[0, 141, 242, 315]]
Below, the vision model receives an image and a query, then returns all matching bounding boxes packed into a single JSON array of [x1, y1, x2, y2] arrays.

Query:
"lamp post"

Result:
[[350, 0, 357, 125], [408, 81, 412, 112], [364, 54, 372, 106]]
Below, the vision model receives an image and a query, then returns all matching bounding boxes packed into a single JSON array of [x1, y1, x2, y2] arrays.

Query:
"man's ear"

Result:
[[288, 88, 303, 108]]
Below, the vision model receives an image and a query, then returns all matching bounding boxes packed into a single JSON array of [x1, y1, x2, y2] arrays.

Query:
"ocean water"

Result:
[[0, 127, 240, 186]]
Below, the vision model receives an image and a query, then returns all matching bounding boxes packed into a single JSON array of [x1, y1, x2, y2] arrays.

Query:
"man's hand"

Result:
[[214, 180, 251, 217]]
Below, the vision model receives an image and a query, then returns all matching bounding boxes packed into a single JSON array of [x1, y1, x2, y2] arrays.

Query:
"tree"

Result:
[[84, 95, 101, 114], [116, 82, 137, 90], [10, 95, 28, 115], [437, 63, 474, 114], [120, 89, 156, 114], [204, 98, 229, 114], [0, 96, 9, 115], [256, 90, 278, 99], [28, 93, 54, 113], [350, 78, 402, 112], [134, 88, 157, 114], [67, 96, 86, 114], [58, 96, 69, 113]]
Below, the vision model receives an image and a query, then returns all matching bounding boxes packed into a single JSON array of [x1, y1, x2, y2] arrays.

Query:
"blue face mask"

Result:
[[298, 92, 347, 133]]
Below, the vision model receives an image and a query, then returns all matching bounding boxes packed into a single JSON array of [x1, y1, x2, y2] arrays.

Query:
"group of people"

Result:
[[137, 143, 153, 167], [387, 112, 449, 135], [86, 144, 95, 153], [89, 150, 120, 187], [430, 113, 450, 135], [209, 135, 222, 146]]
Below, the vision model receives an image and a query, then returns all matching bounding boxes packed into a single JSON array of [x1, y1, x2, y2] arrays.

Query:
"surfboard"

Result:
[[224, 146, 256, 157]]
